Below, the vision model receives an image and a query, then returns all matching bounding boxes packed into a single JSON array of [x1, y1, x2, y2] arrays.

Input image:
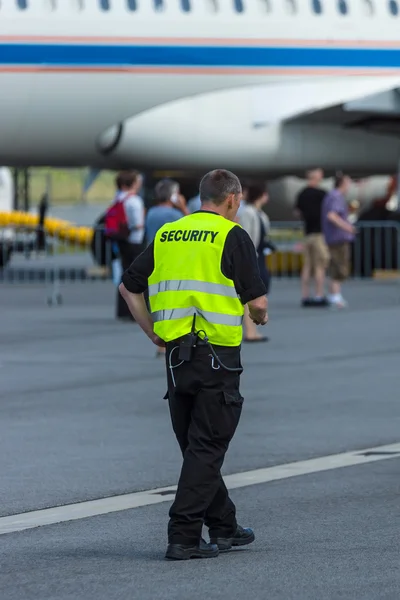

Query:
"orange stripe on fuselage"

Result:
[[1, 35, 400, 48]]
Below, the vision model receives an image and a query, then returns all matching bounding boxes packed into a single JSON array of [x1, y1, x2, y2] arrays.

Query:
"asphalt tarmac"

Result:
[[1, 278, 399, 599]]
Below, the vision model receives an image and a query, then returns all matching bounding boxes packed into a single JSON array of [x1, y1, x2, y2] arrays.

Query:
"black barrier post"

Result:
[[23, 170, 30, 212], [36, 193, 48, 252], [13, 168, 30, 212], [13, 168, 18, 210]]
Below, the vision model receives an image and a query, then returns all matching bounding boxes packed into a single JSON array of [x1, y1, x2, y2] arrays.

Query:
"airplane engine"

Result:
[[98, 85, 400, 184], [96, 87, 282, 174]]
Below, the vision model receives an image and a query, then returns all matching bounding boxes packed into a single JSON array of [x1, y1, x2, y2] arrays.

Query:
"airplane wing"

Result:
[[251, 76, 400, 135]]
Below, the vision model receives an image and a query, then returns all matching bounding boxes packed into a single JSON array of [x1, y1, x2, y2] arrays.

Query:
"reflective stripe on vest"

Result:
[[148, 279, 239, 299], [152, 307, 243, 327]]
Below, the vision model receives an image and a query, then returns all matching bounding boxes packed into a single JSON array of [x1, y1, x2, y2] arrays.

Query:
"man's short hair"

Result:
[[334, 171, 348, 189], [246, 183, 267, 205], [115, 170, 141, 190], [154, 178, 179, 204], [306, 167, 323, 180], [199, 169, 242, 206]]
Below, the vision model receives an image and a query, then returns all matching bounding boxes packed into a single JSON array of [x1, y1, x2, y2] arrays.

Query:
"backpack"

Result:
[[104, 196, 130, 240]]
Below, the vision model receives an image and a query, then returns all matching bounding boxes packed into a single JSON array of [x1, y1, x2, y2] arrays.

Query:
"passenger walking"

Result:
[[238, 184, 273, 342], [119, 169, 268, 561], [107, 171, 145, 320], [321, 172, 356, 309], [117, 170, 145, 268], [295, 168, 330, 307]]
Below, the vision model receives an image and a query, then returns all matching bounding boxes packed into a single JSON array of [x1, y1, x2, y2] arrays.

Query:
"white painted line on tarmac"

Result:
[[1, 441, 400, 536]]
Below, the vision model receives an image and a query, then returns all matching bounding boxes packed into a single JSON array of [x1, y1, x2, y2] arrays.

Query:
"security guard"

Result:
[[119, 169, 268, 560]]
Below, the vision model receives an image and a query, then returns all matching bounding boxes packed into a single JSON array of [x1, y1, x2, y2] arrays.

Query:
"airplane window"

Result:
[[154, 0, 164, 10], [312, 0, 322, 13], [285, 0, 296, 13], [389, 0, 399, 15], [99, 0, 110, 9], [338, 0, 348, 14], [363, 0, 374, 15], [126, 0, 137, 9], [233, 0, 244, 12], [17, 0, 28, 8], [181, 0, 191, 10]]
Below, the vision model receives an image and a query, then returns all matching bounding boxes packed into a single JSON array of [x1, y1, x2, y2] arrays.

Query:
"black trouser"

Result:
[[165, 341, 244, 545], [116, 241, 144, 319]]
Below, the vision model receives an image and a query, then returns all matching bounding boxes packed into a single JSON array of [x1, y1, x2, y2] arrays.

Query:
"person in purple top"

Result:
[[321, 173, 356, 308]]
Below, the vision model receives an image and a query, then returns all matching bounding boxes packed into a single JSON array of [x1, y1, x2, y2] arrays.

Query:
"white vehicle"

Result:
[[1, 1, 400, 175]]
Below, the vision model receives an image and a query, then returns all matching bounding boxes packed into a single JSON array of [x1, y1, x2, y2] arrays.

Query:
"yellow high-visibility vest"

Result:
[[148, 212, 244, 346]]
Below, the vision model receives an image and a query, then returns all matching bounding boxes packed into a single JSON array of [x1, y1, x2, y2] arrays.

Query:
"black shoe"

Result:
[[165, 539, 219, 561], [301, 298, 313, 307], [313, 297, 329, 307], [210, 525, 255, 551], [301, 297, 329, 308]]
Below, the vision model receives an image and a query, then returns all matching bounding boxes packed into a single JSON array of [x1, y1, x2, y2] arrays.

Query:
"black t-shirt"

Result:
[[122, 210, 267, 305], [295, 186, 326, 235]]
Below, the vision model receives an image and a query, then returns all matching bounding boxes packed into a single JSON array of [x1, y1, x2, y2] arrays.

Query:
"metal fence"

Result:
[[0, 225, 115, 305], [1, 221, 399, 305], [267, 220, 400, 279]]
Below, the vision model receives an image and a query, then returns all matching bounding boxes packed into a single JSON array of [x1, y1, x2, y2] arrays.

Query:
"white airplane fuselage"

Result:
[[2, 1, 400, 174]]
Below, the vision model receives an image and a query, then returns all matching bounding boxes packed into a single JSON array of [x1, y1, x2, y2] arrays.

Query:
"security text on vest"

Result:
[[159, 230, 219, 243]]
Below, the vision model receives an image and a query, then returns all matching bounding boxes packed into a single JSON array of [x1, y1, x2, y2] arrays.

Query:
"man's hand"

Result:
[[150, 332, 165, 347], [349, 224, 357, 235], [176, 194, 189, 215], [119, 284, 167, 347], [327, 211, 356, 235], [248, 295, 268, 326], [249, 310, 268, 326]]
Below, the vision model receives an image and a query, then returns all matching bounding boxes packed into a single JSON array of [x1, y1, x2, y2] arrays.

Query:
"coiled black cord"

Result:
[[196, 330, 243, 374]]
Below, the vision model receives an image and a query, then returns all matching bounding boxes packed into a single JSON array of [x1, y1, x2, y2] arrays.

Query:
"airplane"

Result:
[[2, 0, 400, 179]]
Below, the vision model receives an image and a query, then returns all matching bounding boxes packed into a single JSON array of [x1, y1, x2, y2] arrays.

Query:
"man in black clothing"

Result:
[[295, 168, 329, 306], [119, 169, 268, 561], [36, 193, 48, 252]]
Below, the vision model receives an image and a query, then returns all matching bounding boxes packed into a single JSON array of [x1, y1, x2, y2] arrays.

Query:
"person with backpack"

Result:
[[105, 170, 145, 320]]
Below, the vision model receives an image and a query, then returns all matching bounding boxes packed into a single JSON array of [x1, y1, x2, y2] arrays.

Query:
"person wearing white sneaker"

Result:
[[321, 173, 356, 309]]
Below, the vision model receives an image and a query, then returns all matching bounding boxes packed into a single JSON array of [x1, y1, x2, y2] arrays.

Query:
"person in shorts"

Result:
[[321, 173, 356, 309], [295, 169, 330, 307]]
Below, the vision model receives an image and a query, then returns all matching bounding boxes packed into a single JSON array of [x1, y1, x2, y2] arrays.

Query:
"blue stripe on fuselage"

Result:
[[0, 43, 399, 68]]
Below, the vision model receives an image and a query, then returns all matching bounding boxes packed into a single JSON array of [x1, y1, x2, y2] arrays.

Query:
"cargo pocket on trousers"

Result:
[[210, 389, 244, 442], [223, 390, 244, 407]]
